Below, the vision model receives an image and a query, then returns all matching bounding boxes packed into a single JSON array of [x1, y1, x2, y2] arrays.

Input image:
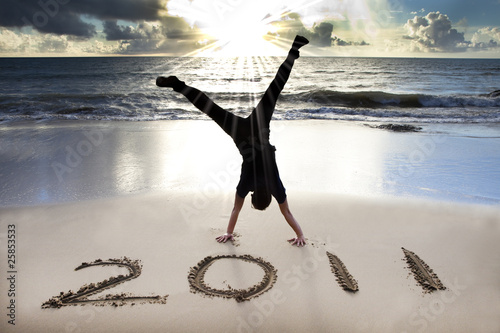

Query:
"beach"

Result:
[[0, 119, 499, 332]]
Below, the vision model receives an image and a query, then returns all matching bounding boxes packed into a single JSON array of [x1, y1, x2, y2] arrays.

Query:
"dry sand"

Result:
[[1, 120, 499, 332], [1, 189, 499, 332]]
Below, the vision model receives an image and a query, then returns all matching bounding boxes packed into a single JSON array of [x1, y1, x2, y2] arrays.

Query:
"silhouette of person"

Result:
[[156, 35, 309, 246]]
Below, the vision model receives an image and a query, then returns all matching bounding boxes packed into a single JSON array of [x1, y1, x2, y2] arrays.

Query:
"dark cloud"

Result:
[[72, 0, 166, 21], [103, 15, 198, 41], [331, 36, 368, 47], [0, 0, 166, 38], [271, 13, 367, 48], [103, 21, 146, 41], [0, 0, 205, 54], [118, 35, 201, 55], [100, 17, 203, 55], [405, 12, 467, 52], [102, 21, 163, 52], [0, 0, 96, 37], [99, 20, 199, 54], [312, 22, 334, 47], [160, 16, 199, 40]]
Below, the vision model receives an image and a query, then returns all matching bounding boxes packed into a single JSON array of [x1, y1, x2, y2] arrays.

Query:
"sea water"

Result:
[[1, 56, 499, 123]]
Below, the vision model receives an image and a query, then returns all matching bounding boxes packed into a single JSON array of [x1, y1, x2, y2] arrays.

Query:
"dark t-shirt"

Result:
[[231, 115, 287, 204], [235, 143, 287, 204]]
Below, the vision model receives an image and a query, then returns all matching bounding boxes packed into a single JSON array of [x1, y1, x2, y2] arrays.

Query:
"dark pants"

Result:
[[175, 53, 297, 142]]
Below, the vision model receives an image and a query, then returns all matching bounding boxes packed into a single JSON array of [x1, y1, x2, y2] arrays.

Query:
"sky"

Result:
[[0, 0, 499, 57]]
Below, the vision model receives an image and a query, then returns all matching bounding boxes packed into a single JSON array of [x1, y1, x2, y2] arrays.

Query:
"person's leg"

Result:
[[157, 76, 238, 137], [253, 35, 309, 125]]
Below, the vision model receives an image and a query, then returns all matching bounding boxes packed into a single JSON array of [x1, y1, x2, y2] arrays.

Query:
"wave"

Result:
[[1, 89, 499, 123], [277, 107, 500, 123], [283, 90, 500, 109], [193, 89, 500, 109]]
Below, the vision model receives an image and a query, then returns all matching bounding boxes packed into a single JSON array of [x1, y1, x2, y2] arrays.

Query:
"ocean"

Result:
[[1, 56, 499, 123]]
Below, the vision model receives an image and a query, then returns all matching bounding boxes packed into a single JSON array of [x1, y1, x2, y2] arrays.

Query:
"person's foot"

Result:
[[292, 35, 309, 51], [156, 76, 180, 88]]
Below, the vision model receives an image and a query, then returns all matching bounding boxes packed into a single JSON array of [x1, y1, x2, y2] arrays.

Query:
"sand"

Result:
[[1, 120, 500, 332]]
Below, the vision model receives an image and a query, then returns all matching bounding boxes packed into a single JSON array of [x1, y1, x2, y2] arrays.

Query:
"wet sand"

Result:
[[1, 119, 499, 206]]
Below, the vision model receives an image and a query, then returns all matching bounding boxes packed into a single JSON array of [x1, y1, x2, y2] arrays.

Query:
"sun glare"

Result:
[[202, 13, 281, 56], [167, 0, 381, 56], [167, 0, 305, 56]]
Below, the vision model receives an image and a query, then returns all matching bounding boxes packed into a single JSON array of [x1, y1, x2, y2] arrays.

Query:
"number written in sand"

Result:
[[42, 257, 168, 308], [188, 255, 278, 303]]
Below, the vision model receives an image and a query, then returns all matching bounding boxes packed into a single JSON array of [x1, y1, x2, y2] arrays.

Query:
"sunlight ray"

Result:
[[166, 0, 330, 56]]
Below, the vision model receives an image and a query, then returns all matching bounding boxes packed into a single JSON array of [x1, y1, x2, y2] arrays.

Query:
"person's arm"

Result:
[[279, 199, 306, 247], [216, 192, 245, 243]]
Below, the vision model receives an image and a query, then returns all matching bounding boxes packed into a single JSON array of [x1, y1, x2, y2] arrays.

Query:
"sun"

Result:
[[203, 18, 282, 56], [167, 0, 286, 56]]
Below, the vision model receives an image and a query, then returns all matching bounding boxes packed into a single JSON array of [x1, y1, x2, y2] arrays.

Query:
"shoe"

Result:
[[156, 76, 179, 88], [292, 35, 309, 51]]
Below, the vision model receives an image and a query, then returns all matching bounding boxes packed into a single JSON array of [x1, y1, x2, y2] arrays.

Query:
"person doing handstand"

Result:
[[156, 35, 309, 247]]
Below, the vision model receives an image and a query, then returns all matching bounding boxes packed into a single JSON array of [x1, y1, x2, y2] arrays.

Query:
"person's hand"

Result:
[[288, 235, 306, 247], [216, 233, 234, 243]]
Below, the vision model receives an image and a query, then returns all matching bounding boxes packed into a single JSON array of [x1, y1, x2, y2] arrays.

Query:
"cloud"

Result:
[[270, 13, 314, 42], [0, 28, 85, 54], [0, 0, 167, 38], [0, 0, 204, 55], [270, 13, 368, 48], [313, 22, 334, 47], [80, 40, 120, 54], [471, 27, 500, 48], [103, 16, 198, 41], [404, 12, 467, 52], [37, 34, 69, 52], [167, 0, 374, 49], [0, 27, 131, 55], [100, 18, 203, 54], [103, 21, 148, 41], [1, 0, 377, 55], [114, 21, 167, 52], [160, 16, 200, 39], [0, 28, 34, 53], [480, 27, 500, 41], [410, 8, 426, 15], [104, 21, 200, 54]]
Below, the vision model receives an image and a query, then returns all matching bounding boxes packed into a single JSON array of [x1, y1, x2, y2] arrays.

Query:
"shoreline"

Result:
[[1, 119, 499, 207]]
